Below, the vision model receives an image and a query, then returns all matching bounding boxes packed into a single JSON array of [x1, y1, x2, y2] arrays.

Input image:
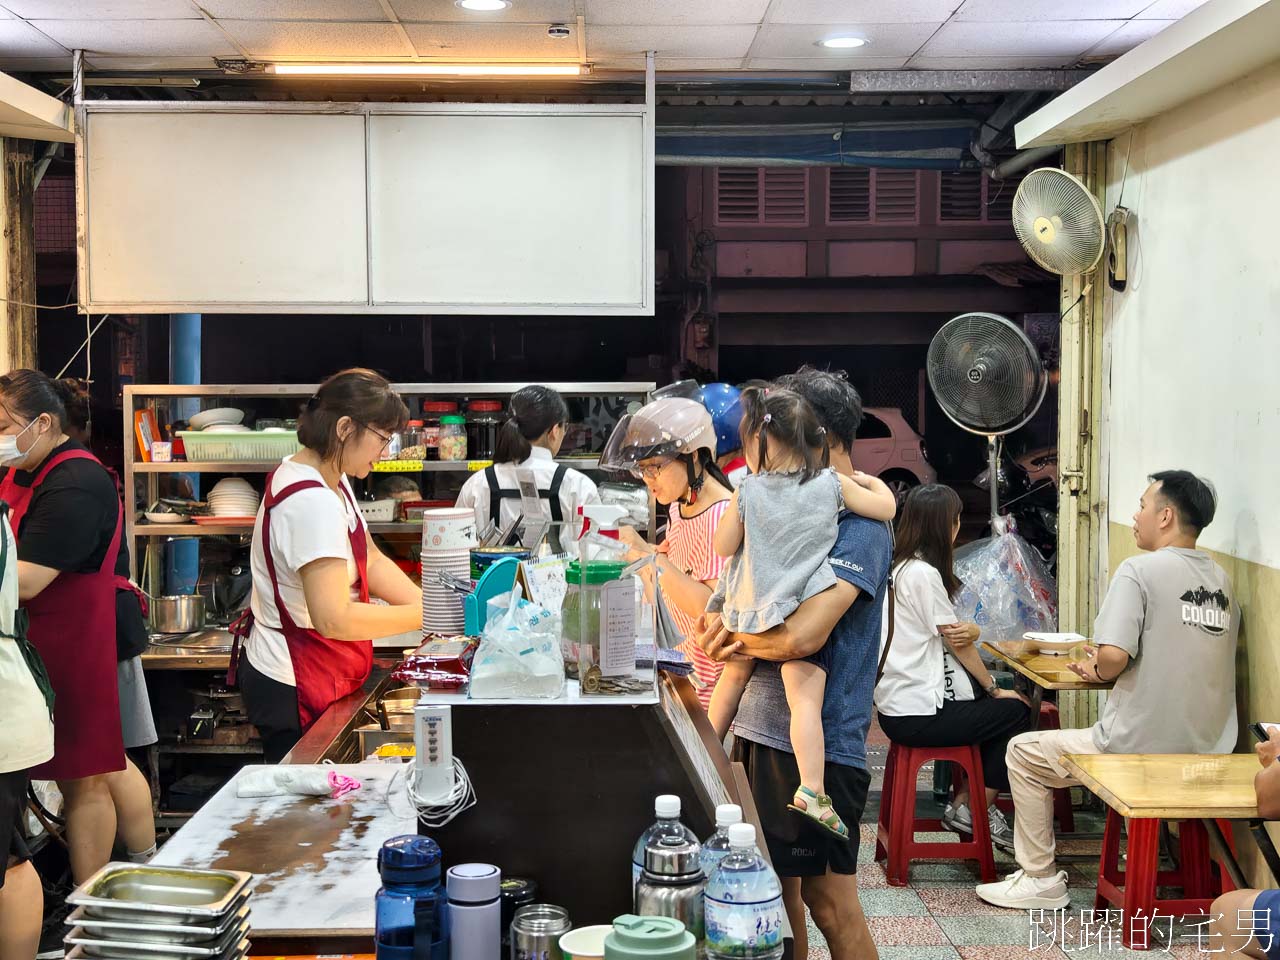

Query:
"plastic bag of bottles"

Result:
[[952, 527, 1057, 646], [469, 585, 565, 699]]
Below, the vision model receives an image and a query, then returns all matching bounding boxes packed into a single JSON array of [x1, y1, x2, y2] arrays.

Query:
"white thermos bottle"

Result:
[[447, 863, 501, 960]]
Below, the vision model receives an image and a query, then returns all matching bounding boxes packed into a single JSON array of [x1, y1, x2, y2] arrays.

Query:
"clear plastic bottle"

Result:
[[699, 804, 743, 879], [704, 824, 785, 960], [375, 834, 446, 960], [632, 795, 698, 891]]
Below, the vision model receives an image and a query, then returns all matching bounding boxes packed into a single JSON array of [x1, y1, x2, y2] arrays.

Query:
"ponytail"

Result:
[[494, 385, 570, 464]]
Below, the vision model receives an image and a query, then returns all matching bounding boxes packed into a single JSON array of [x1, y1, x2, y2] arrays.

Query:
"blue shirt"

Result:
[[731, 512, 892, 769]]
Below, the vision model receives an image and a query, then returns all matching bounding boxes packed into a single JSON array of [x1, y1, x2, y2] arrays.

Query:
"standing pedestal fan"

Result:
[[926, 312, 1048, 528]]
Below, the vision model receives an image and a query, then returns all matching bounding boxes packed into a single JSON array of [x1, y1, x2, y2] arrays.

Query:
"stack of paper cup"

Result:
[[421, 508, 477, 635]]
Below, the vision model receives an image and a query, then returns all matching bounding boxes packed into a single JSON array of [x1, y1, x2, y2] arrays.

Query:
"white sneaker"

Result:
[[943, 802, 1016, 854], [975, 869, 1071, 910]]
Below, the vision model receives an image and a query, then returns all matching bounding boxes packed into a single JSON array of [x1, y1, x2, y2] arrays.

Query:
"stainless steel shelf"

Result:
[[136, 458, 603, 474]]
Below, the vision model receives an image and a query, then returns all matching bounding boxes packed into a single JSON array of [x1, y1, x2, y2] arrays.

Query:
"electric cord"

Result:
[[388, 756, 477, 828]]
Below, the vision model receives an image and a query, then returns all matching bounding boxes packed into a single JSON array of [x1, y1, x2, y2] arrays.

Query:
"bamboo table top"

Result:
[[981, 639, 1115, 691], [1060, 753, 1262, 820]]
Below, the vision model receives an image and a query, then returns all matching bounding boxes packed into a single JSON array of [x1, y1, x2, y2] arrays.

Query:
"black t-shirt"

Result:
[[0, 438, 126, 575]]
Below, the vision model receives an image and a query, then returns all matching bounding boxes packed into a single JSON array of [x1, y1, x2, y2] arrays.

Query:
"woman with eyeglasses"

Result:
[[236, 369, 423, 762], [601, 397, 735, 709]]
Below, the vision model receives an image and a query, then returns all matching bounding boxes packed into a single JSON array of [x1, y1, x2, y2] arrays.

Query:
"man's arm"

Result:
[[698, 579, 860, 663], [1068, 566, 1142, 682]]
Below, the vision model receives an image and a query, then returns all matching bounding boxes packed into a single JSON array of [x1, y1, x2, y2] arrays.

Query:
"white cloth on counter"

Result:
[[236, 765, 362, 799]]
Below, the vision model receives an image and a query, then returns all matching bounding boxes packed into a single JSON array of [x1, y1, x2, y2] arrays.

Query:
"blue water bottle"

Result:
[[376, 835, 447, 960]]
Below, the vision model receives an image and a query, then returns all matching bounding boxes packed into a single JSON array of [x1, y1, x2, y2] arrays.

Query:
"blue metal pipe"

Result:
[[166, 314, 201, 595]]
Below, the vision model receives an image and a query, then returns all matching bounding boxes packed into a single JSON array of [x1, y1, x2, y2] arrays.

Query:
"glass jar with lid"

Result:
[[421, 401, 458, 461], [438, 415, 468, 462], [562, 560, 629, 687], [465, 400, 504, 462]]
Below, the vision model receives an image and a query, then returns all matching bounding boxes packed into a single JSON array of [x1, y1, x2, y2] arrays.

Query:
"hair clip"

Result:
[[762, 413, 773, 424], [817, 426, 827, 435]]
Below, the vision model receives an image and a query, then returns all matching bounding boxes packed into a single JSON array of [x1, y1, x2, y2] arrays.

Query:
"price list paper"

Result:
[[600, 578, 637, 677]]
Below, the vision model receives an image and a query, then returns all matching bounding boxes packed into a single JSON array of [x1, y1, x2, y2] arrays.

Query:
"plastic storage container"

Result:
[[466, 401, 504, 461], [399, 421, 427, 461], [704, 825, 784, 960], [631, 796, 698, 892], [423, 402, 459, 461], [439, 415, 469, 462], [375, 834, 446, 960], [700, 805, 743, 879], [562, 560, 628, 681], [177, 430, 301, 463]]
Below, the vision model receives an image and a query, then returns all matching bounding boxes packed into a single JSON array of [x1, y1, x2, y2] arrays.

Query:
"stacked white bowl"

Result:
[[207, 478, 261, 519], [420, 508, 476, 635]]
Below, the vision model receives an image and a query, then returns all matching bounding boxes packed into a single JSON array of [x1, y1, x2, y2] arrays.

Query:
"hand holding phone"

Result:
[[1253, 723, 1280, 768]]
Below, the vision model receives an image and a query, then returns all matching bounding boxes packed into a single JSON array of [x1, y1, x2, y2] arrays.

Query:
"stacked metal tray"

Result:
[[64, 863, 253, 959]]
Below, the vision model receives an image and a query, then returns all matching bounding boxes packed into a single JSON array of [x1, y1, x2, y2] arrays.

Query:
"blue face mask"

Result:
[[0, 418, 40, 468]]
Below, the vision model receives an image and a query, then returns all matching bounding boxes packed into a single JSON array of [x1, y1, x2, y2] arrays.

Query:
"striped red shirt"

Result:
[[663, 499, 730, 708]]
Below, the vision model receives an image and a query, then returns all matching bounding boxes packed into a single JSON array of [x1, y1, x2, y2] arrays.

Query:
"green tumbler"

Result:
[[604, 915, 696, 960]]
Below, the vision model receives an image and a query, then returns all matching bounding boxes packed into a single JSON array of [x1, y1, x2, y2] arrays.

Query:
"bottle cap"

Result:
[[654, 795, 681, 819], [377, 835, 442, 885], [714, 804, 743, 828], [605, 915, 695, 960], [447, 863, 501, 903], [728, 823, 756, 850]]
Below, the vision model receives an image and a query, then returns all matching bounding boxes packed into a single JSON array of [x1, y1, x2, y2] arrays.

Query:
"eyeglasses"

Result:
[[633, 459, 674, 481], [362, 424, 394, 450]]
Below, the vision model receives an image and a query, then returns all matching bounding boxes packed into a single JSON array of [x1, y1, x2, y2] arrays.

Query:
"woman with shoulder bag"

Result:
[[874, 484, 1032, 852]]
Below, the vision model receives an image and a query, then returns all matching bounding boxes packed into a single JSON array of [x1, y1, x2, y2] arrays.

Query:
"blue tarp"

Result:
[[655, 120, 980, 169]]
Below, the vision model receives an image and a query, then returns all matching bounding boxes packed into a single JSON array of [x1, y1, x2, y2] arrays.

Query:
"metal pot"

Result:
[[150, 595, 206, 634]]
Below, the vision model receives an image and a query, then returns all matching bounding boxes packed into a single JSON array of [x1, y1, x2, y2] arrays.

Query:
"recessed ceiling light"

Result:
[[456, 0, 511, 10], [818, 36, 869, 49]]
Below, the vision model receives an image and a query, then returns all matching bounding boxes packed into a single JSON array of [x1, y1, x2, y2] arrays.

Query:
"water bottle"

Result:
[[376, 835, 447, 960], [704, 825, 784, 960], [699, 805, 742, 879], [447, 864, 502, 960], [632, 795, 698, 890]]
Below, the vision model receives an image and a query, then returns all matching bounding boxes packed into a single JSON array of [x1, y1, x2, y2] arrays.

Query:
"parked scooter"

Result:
[[974, 454, 1058, 575]]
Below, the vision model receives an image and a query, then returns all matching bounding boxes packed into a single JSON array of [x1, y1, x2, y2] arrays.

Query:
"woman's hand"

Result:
[[616, 525, 654, 562], [940, 622, 980, 649], [990, 687, 1031, 707]]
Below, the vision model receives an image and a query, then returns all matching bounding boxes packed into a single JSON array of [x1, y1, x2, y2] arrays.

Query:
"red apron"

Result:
[[0, 449, 125, 781], [230, 470, 373, 731]]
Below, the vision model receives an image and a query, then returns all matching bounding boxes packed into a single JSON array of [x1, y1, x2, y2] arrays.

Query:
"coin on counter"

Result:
[[583, 664, 602, 693]]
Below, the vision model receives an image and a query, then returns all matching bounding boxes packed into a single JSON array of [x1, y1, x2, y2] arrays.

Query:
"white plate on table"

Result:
[[1022, 631, 1087, 656], [188, 408, 244, 431]]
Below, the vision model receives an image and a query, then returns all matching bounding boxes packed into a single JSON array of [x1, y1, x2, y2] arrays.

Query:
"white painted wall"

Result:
[[1104, 58, 1280, 568]]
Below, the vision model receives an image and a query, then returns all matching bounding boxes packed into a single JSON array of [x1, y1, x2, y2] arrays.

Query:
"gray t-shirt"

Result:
[[1091, 546, 1238, 755]]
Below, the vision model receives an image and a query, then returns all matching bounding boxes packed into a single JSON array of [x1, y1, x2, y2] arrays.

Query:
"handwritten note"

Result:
[[600, 578, 636, 677]]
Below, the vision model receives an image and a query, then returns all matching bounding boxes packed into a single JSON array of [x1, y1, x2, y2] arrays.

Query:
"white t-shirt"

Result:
[[246, 457, 363, 687], [874, 557, 966, 718], [0, 515, 55, 774], [455, 447, 599, 545]]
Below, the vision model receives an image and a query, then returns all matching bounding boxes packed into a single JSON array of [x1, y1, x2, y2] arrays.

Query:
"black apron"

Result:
[[484, 463, 569, 547]]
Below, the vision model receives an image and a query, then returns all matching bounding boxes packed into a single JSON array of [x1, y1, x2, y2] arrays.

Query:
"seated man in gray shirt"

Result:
[[976, 470, 1239, 910]]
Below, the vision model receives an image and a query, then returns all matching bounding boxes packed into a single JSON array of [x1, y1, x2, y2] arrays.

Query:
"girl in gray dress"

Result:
[[707, 387, 896, 840]]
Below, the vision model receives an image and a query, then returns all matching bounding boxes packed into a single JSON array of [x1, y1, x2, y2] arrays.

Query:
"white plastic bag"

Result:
[[953, 530, 1057, 648], [469, 585, 565, 699]]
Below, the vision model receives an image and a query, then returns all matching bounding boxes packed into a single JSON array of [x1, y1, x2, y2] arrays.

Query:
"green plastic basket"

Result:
[[177, 430, 302, 463]]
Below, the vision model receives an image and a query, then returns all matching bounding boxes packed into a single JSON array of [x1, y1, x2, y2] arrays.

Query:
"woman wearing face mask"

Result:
[[601, 397, 734, 708], [234, 369, 423, 763], [0, 369, 126, 885]]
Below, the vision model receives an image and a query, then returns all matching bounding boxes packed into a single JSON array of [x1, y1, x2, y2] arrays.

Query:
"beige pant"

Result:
[[1006, 726, 1101, 877]]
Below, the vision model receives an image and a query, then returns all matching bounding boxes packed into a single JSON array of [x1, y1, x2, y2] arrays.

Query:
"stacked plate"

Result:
[[65, 863, 253, 960], [207, 478, 261, 520], [421, 508, 477, 635], [188, 408, 244, 431]]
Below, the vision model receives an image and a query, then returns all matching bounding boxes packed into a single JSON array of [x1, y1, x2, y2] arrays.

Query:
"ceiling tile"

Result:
[[906, 55, 1086, 68], [0, 56, 70, 71], [391, 0, 575, 23], [745, 55, 909, 69], [585, 0, 769, 26], [751, 22, 940, 59], [31, 18, 234, 56], [587, 24, 758, 60], [1085, 19, 1176, 56], [202, 0, 389, 20], [768, 0, 963, 24], [955, 0, 1150, 19], [85, 55, 221, 69], [593, 56, 748, 69], [404, 21, 578, 57], [2, 0, 195, 16], [1134, 0, 1210, 17], [220, 19, 411, 57], [0, 18, 69, 55], [919, 19, 1122, 57]]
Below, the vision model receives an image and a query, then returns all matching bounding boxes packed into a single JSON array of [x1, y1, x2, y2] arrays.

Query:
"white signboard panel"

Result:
[[368, 111, 647, 311], [83, 111, 369, 308]]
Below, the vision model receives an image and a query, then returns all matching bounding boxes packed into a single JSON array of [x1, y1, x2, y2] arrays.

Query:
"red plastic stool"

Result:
[[875, 742, 997, 887], [1095, 810, 1237, 950]]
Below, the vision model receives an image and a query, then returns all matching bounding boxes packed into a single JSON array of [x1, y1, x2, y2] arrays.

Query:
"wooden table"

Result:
[[981, 639, 1113, 726], [1059, 752, 1280, 890]]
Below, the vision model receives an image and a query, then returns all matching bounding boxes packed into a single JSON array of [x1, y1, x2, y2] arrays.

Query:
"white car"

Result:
[[855, 407, 937, 504]]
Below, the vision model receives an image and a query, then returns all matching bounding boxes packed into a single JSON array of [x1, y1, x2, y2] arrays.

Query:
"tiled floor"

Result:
[[798, 726, 1225, 959]]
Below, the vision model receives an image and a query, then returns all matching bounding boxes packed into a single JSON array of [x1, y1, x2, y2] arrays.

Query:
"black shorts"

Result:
[[732, 737, 870, 877], [0, 769, 32, 889], [238, 656, 302, 765]]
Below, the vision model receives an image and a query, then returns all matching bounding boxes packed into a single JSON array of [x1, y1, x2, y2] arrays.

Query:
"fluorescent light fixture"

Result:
[[818, 36, 869, 49], [457, 0, 510, 8], [270, 63, 585, 77]]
